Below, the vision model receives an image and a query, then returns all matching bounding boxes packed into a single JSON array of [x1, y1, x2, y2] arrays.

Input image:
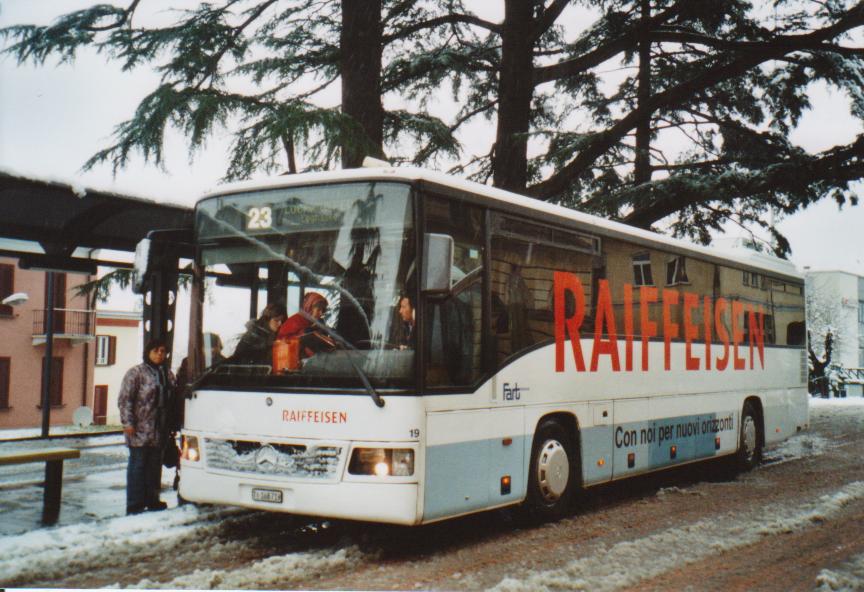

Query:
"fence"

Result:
[[32, 309, 96, 337]]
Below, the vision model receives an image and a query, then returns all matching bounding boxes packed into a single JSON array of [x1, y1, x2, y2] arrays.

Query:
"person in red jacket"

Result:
[[277, 292, 334, 357]]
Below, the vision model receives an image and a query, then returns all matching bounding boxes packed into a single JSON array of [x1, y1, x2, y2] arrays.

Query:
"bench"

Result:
[[0, 447, 81, 525]]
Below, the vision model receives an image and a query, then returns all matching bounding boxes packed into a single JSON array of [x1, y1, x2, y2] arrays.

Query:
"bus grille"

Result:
[[204, 438, 342, 480]]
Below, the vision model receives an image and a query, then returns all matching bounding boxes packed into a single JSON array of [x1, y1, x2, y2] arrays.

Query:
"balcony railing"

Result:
[[32, 309, 96, 341]]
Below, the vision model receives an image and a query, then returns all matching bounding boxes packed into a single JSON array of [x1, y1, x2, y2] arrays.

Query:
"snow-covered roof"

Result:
[[0, 165, 190, 209], [0, 170, 193, 257], [201, 166, 804, 282]]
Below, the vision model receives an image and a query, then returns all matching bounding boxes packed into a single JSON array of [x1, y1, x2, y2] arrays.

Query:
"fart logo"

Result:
[[503, 383, 528, 401]]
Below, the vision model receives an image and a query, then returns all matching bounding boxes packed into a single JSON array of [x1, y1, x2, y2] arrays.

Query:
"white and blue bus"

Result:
[[175, 165, 807, 525]]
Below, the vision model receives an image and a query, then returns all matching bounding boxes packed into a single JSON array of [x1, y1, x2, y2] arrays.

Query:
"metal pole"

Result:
[[40, 271, 55, 438]]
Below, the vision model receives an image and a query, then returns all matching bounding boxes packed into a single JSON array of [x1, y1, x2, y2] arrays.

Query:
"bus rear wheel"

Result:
[[525, 419, 575, 521], [735, 401, 762, 472]]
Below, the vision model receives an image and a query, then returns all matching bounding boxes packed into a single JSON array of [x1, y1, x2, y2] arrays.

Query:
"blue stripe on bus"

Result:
[[580, 425, 614, 484], [423, 412, 734, 520], [423, 436, 527, 521], [608, 412, 732, 478]]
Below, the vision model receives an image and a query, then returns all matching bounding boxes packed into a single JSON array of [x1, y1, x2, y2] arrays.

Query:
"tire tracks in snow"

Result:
[[0, 505, 247, 586], [128, 545, 367, 590], [491, 481, 864, 592]]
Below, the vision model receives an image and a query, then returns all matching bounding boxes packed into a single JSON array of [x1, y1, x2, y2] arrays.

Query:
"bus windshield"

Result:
[[193, 181, 416, 391]]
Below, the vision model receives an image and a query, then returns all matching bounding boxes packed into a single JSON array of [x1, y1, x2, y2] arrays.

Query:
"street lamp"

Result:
[[1, 292, 29, 307]]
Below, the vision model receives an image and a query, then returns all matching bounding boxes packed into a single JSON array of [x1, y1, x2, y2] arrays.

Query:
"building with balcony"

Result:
[[0, 256, 95, 429], [0, 171, 193, 432]]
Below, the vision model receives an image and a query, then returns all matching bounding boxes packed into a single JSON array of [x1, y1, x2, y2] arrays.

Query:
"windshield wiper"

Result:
[[306, 316, 385, 408]]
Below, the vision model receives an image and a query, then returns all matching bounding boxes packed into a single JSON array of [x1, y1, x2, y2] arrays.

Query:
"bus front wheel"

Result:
[[525, 419, 575, 521], [735, 401, 763, 472]]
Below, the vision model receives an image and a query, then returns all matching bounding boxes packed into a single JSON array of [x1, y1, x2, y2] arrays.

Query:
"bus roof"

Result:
[[200, 166, 803, 282]]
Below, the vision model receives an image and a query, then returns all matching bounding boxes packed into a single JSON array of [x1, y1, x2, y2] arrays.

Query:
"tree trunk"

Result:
[[492, 0, 535, 193], [282, 134, 297, 174], [633, 0, 652, 186], [341, 0, 385, 168]]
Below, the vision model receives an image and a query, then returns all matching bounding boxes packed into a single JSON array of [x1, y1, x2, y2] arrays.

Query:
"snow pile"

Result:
[[814, 552, 864, 591], [129, 545, 365, 590], [0, 505, 242, 585], [491, 481, 864, 592], [763, 433, 833, 465], [656, 486, 705, 497]]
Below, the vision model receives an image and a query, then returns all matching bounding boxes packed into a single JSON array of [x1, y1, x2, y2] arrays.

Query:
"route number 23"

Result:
[[247, 206, 272, 230]]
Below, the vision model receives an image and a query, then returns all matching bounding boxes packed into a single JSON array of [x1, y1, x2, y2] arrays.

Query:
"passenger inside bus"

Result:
[[231, 303, 287, 365], [335, 242, 376, 345], [277, 292, 336, 358], [396, 294, 415, 350]]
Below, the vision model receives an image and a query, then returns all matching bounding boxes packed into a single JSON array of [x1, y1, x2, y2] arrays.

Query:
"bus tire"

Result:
[[525, 419, 575, 521], [735, 401, 762, 472]]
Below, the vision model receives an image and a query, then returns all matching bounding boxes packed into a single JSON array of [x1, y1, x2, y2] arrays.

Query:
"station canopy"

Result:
[[0, 170, 193, 272]]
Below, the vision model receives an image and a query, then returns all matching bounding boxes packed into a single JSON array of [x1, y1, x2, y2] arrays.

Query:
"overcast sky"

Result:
[[1, 1, 862, 275]]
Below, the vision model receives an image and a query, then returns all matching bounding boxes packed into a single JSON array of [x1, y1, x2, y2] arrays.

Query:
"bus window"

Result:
[[423, 195, 484, 388], [491, 214, 598, 367]]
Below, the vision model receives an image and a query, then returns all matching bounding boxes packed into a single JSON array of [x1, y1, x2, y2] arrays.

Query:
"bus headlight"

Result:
[[182, 435, 200, 463], [349, 448, 414, 477]]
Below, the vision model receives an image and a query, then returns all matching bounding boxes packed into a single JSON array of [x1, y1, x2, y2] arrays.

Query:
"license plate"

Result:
[[252, 488, 283, 504]]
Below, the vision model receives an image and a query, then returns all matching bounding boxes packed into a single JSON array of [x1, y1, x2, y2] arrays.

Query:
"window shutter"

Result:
[[41, 357, 64, 406], [51, 358, 64, 406], [0, 265, 13, 316], [108, 335, 117, 365], [0, 358, 10, 408]]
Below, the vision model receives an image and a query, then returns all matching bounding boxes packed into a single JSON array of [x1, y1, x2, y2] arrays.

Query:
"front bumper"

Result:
[[179, 463, 420, 525]]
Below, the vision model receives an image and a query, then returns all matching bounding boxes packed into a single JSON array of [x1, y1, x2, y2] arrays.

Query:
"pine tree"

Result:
[[1, 0, 466, 178], [4, 1, 863, 253], [450, 0, 864, 254]]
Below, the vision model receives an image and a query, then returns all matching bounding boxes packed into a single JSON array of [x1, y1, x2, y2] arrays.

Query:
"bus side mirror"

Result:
[[422, 233, 453, 294], [132, 238, 152, 294]]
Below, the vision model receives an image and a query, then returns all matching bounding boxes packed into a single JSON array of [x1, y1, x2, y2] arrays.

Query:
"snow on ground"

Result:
[[128, 545, 366, 590], [814, 551, 864, 591], [0, 504, 242, 584], [809, 395, 864, 415], [762, 396, 864, 465], [763, 433, 834, 465], [491, 481, 864, 592], [0, 424, 122, 441]]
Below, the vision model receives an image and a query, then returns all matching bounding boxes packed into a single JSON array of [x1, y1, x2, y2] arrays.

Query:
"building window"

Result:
[[632, 253, 654, 286], [0, 264, 13, 317], [95, 335, 117, 366], [743, 271, 767, 290], [0, 357, 9, 409], [41, 357, 64, 407], [666, 256, 689, 285], [859, 301, 864, 325], [744, 313, 776, 345]]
